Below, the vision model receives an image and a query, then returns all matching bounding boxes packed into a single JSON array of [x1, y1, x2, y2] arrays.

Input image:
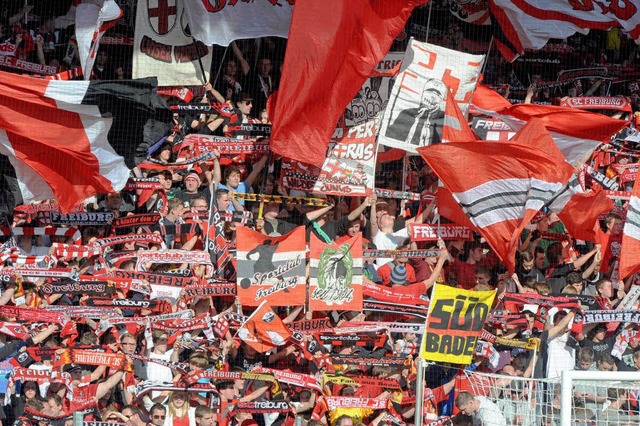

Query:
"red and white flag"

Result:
[[489, 0, 640, 61], [378, 40, 484, 154], [270, 0, 425, 166], [419, 119, 573, 272], [237, 301, 292, 353], [442, 87, 477, 142], [0, 71, 134, 212], [471, 84, 627, 164], [183, 0, 294, 46], [546, 176, 613, 242], [619, 177, 640, 278], [75, 0, 122, 79]]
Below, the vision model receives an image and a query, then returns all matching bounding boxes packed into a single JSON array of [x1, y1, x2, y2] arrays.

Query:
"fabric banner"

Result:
[[237, 301, 292, 353], [378, 39, 484, 154], [343, 52, 404, 128], [75, 0, 122, 79], [620, 175, 640, 278], [419, 284, 495, 365], [236, 226, 306, 306], [471, 117, 515, 141], [40, 280, 115, 295], [560, 96, 632, 112], [133, 0, 212, 86], [309, 234, 363, 311], [0, 55, 57, 75], [183, 0, 294, 46], [111, 214, 161, 228], [409, 224, 473, 242], [282, 121, 377, 197], [182, 134, 270, 157], [419, 119, 574, 272], [112, 269, 199, 287], [0, 72, 133, 212], [489, 0, 640, 61], [136, 249, 213, 276]]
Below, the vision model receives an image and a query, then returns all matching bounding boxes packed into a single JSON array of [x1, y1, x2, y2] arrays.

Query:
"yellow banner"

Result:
[[419, 284, 496, 364]]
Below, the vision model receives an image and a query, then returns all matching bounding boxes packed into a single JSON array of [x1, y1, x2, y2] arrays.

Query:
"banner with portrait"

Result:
[[377, 39, 484, 154], [309, 234, 363, 311], [420, 284, 495, 364], [236, 226, 306, 307]]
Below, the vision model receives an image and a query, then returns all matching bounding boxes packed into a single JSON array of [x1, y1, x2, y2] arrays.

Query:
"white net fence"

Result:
[[425, 368, 640, 425]]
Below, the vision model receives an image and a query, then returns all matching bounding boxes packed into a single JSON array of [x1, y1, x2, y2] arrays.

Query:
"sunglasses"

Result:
[[243, 100, 252, 105], [153, 415, 166, 420]]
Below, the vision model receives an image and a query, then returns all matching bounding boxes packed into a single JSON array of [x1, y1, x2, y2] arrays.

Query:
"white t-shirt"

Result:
[[546, 332, 576, 379], [473, 396, 507, 426], [147, 349, 174, 398], [372, 228, 409, 269]]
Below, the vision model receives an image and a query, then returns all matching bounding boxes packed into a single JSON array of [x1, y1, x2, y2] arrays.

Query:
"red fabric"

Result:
[[620, 178, 640, 278], [238, 302, 292, 353], [377, 262, 417, 286], [442, 88, 477, 142], [419, 119, 574, 273], [0, 71, 123, 212], [269, 0, 426, 166], [556, 184, 613, 242]]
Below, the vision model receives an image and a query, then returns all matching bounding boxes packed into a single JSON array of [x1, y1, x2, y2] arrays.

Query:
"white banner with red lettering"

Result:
[[133, 0, 212, 86], [560, 96, 632, 112], [409, 224, 474, 242], [377, 39, 484, 154], [182, 0, 294, 47], [281, 121, 377, 197]]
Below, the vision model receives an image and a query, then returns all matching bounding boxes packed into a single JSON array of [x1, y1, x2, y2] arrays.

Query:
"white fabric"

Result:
[[133, 0, 212, 86], [183, 0, 293, 46], [76, 0, 122, 79], [378, 39, 484, 154], [372, 227, 409, 269], [490, 0, 640, 50]]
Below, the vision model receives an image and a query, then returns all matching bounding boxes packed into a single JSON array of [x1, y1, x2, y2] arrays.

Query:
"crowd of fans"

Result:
[[1, 2, 640, 426]]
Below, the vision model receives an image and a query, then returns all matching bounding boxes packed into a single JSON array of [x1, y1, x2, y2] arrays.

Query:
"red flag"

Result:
[[546, 178, 613, 242], [0, 71, 139, 212], [269, 0, 427, 166], [489, 0, 640, 62], [237, 301, 292, 353], [619, 177, 640, 278], [471, 85, 627, 164], [419, 119, 573, 272], [441, 88, 477, 143], [435, 183, 480, 232]]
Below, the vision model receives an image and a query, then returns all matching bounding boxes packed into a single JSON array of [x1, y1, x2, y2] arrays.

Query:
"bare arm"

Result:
[[231, 41, 250, 76], [422, 249, 449, 292], [245, 155, 268, 188], [573, 246, 599, 270], [306, 205, 334, 222], [548, 311, 575, 341], [369, 193, 379, 237], [347, 196, 371, 221], [95, 370, 125, 400]]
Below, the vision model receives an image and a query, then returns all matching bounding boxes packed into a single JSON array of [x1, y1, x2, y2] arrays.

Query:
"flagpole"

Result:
[[424, 1, 433, 44], [191, 37, 208, 84], [481, 36, 494, 76], [213, 45, 230, 89]]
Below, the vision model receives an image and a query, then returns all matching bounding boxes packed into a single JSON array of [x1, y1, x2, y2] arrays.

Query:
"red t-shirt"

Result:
[[445, 259, 476, 289], [66, 383, 99, 416]]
